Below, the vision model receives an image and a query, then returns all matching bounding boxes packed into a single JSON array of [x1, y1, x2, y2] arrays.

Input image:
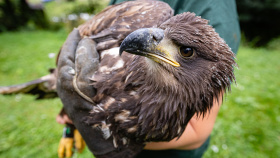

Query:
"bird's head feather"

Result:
[[120, 12, 236, 119]]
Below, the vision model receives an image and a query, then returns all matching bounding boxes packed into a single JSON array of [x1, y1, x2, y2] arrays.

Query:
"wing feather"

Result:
[[0, 69, 57, 99], [78, 0, 173, 51]]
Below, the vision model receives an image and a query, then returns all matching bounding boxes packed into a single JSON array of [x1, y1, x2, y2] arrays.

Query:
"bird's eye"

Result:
[[179, 47, 194, 58]]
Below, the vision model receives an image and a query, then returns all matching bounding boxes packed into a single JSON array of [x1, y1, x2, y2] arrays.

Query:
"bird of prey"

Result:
[[0, 0, 236, 158], [57, 1, 236, 158]]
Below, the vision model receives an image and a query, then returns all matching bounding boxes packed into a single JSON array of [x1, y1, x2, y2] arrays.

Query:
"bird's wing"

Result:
[[0, 0, 173, 102], [78, 0, 173, 50], [0, 69, 57, 99]]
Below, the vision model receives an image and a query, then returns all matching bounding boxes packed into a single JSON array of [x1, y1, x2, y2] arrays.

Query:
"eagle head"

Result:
[[119, 12, 236, 139]]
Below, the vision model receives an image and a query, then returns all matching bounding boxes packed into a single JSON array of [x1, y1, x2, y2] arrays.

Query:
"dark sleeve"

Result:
[[136, 137, 210, 158], [109, 0, 240, 54]]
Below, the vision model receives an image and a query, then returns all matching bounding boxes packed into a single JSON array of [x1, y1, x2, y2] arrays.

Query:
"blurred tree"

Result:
[[68, 0, 106, 15], [0, 0, 49, 32], [237, 0, 280, 46]]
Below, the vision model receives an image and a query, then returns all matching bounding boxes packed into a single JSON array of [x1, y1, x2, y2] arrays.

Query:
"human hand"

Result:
[[56, 109, 73, 125]]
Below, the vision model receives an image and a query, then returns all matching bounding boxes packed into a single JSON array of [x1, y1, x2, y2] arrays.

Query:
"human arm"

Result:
[[144, 93, 222, 150]]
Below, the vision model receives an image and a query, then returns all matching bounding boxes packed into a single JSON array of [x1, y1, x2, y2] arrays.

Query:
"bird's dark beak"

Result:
[[120, 28, 180, 67]]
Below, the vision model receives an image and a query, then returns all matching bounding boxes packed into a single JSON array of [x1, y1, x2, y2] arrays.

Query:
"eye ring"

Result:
[[179, 46, 195, 58]]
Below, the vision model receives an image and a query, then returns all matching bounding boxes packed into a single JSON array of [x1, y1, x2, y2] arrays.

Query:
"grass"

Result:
[[0, 30, 92, 157], [0, 30, 280, 158]]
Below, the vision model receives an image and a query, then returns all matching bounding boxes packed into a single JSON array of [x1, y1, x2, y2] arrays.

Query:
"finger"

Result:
[[63, 114, 73, 124], [56, 115, 66, 124]]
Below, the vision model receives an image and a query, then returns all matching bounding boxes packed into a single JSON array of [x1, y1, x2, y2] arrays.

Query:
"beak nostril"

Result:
[[149, 28, 164, 43], [152, 35, 158, 42]]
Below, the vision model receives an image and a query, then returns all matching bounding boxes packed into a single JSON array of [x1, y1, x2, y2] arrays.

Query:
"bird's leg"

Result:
[[57, 124, 75, 158], [57, 108, 86, 157]]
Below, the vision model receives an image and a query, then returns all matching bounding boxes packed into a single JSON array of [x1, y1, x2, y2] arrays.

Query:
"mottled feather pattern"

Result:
[[84, 12, 237, 150], [54, 1, 237, 157], [78, 0, 173, 51]]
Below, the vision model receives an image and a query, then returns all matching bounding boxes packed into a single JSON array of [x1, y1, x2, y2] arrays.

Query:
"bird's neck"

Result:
[[123, 56, 192, 141]]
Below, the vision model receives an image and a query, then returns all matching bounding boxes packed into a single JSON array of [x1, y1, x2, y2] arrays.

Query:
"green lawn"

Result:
[[0, 30, 279, 158], [0, 30, 93, 158]]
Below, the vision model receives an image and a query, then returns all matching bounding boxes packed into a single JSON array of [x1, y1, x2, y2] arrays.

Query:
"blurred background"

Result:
[[0, 0, 279, 157]]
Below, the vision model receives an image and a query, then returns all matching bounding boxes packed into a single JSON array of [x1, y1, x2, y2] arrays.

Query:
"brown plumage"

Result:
[[57, 1, 236, 158], [1, 1, 236, 157], [56, 1, 175, 157], [0, 0, 172, 100], [78, 0, 173, 51]]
